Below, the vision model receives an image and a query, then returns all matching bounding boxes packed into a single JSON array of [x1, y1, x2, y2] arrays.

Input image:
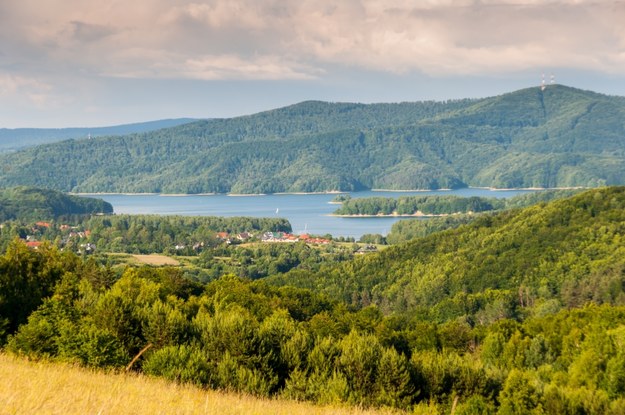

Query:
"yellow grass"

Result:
[[132, 254, 181, 266], [0, 354, 401, 415]]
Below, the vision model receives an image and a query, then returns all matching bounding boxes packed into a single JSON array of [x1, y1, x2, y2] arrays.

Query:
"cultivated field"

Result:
[[0, 354, 409, 415], [131, 254, 181, 266]]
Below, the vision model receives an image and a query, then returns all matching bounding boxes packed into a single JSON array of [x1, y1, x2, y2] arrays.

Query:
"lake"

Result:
[[91, 188, 532, 239]]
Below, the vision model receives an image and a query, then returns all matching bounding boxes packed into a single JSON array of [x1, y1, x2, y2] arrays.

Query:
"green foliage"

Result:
[[386, 214, 477, 244], [362, 189, 585, 244], [337, 331, 383, 405], [334, 194, 503, 216], [272, 187, 625, 319], [0, 240, 70, 338], [376, 346, 415, 408], [0, 212, 293, 255], [2, 86, 625, 193], [56, 322, 129, 368], [5, 186, 625, 413], [497, 370, 543, 415], [143, 344, 210, 385], [0, 186, 112, 221], [84, 214, 291, 255]]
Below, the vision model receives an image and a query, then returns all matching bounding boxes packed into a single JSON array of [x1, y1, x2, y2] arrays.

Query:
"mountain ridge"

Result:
[[0, 85, 624, 193], [0, 118, 198, 153]]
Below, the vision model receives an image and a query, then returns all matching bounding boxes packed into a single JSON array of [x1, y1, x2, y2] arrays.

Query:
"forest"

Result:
[[2, 187, 625, 413], [0, 186, 112, 221], [1, 85, 625, 193], [333, 189, 582, 216]]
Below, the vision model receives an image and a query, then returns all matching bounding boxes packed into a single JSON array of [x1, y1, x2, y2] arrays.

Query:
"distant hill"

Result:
[[0, 118, 198, 153], [0, 85, 624, 193], [0, 186, 113, 221]]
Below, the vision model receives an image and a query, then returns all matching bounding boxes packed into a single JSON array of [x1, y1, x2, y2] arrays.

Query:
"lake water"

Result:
[[92, 188, 532, 238]]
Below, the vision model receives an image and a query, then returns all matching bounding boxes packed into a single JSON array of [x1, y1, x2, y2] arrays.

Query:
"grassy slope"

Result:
[[0, 353, 403, 415]]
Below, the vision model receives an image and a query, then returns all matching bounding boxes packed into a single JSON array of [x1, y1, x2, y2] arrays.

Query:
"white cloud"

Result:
[[101, 53, 321, 80], [0, 73, 53, 107], [1, 0, 625, 79]]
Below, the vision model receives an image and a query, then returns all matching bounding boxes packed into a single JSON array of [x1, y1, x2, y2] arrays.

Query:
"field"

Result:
[[0, 354, 407, 415], [132, 254, 181, 266]]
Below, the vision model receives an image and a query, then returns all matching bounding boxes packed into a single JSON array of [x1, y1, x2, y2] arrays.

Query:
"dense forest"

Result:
[[333, 189, 583, 215], [0, 186, 112, 221], [1, 85, 625, 193], [2, 187, 625, 413], [272, 187, 625, 317]]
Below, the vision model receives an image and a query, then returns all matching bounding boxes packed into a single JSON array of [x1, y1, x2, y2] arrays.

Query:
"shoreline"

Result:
[[73, 186, 587, 197], [371, 188, 453, 192], [330, 211, 455, 218]]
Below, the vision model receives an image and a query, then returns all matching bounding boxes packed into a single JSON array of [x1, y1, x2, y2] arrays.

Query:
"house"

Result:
[[26, 241, 42, 249], [356, 245, 378, 254], [237, 232, 252, 241], [79, 243, 96, 254]]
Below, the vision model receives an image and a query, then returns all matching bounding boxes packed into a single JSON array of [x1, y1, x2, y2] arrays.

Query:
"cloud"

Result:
[[67, 21, 116, 43], [1, 0, 624, 80], [0, 72, 53, 107], [101, 53, 321, 80]]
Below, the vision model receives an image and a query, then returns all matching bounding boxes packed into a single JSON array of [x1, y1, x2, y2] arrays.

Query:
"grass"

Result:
[[131, 254, 181, 266], [0, 353, 403, 415]]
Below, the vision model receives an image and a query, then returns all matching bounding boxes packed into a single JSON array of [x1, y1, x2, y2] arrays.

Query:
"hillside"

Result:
[[4, 188, 625, 412], [0, 186, 112, 221], [271, 187, 625, 320], [0, 85, 624, 193], [0, 118, 197, 153], [0, 354, 396, 415]]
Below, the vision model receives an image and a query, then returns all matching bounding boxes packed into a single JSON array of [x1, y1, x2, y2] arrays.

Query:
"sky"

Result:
[[1, 0, 625, 128]]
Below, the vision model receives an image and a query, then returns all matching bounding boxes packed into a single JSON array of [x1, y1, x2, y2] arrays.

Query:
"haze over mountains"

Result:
[[1, 85, 624, 194], [0, 118, 198, 153]]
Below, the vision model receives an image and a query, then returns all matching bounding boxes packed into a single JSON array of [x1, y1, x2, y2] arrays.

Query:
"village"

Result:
[[19, 220, 343, 255]]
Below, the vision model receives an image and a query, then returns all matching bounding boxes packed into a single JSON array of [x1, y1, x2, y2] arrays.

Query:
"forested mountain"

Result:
[[0, 118, 197, 153], [0, 186, 112, 221], [271, 187, 625, 320], [1, 85, 625, 193]]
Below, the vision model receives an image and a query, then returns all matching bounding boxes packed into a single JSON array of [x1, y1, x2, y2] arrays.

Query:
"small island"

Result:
[[329, 193, 352, 204], [332, 189, 584, 217]]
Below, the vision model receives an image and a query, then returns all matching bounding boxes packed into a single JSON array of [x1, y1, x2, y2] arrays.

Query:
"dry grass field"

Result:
[[0, 354, 410, 415], [132, 254, 181, 266]]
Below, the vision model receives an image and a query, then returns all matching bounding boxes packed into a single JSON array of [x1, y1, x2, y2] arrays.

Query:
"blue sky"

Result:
[[1, 0, 625, 128]]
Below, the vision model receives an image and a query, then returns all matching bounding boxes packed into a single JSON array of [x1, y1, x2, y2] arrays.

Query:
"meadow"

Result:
[[0, 353, 407, 415]]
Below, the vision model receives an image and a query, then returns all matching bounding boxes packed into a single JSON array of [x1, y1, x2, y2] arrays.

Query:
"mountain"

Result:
[[269, 186, 625, 321], [0, 85, 624, 193], [0, 118, 198, 153], [0, 186, 113, 221]]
